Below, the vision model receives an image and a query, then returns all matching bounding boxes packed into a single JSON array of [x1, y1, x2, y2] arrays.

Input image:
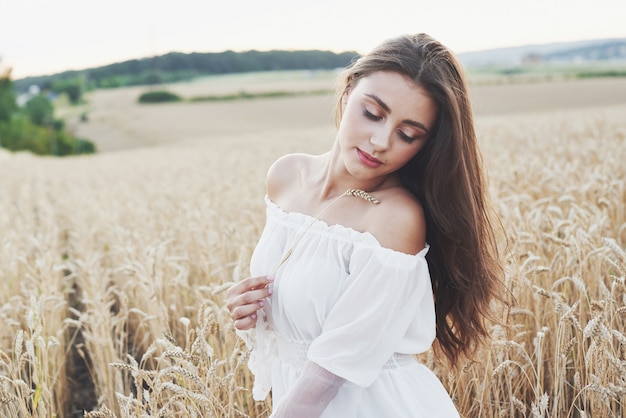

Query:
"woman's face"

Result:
[[336, 71, 437, 181]]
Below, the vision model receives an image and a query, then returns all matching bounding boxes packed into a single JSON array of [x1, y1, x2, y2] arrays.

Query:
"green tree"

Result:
[[138, 90, 181, 103], [52, 78, 84, 104], [0, 65, 17, 123], [25, 95, 54, 126], [0, 64, 96, 156]]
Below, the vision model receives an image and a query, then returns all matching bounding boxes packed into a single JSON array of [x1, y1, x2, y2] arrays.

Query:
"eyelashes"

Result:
[[398, 131, 416, 143], [363, 109, 381, 121], [362, 109, 417, 143]]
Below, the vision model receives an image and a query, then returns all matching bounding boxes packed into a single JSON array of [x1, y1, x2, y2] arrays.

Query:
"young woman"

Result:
[[226, 33, 505, 417]]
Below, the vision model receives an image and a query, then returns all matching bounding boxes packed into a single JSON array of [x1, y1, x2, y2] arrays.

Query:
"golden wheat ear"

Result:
[[345, 188, 380, 205]]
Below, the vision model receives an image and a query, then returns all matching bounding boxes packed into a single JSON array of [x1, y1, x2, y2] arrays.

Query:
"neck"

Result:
[[314, 141, 391, 201]]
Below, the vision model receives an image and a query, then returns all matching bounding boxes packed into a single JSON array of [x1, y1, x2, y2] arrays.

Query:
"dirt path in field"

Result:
[[70, 78, 626, 152]]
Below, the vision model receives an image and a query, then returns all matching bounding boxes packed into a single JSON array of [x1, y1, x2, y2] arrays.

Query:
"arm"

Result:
[[271, 361, 345, 418]]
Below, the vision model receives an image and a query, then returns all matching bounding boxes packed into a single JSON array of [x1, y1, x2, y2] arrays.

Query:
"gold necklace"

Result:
[[272, 188, 380, 275]]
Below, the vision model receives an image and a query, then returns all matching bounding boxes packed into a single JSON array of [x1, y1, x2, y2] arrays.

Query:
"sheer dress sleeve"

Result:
[[270, 361, 345, 417]]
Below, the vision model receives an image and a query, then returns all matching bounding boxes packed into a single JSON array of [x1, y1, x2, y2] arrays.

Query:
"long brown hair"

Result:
[[336, 33, 507, 365]]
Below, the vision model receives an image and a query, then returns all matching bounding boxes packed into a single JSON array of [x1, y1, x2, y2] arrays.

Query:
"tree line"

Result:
[[2, 50, 358, 155], [0, 66, 95, 156], [14, 49, 359, 93]]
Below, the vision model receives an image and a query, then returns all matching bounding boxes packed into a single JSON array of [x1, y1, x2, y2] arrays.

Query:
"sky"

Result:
[[1, 0, 625, 79]]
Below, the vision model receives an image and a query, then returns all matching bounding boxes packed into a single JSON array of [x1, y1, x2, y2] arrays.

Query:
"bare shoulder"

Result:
[[367, 188, 427, 255], [266, 153, 311, 200]]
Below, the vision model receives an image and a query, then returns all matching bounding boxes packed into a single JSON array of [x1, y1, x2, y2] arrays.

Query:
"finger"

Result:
[[234, 314, 258, 331], [226, 285, 272, 313], [227, 275, 274, 297], [230, 300, 265, 321], [226, 276, 274, 312], [238, 286, 273, 305]]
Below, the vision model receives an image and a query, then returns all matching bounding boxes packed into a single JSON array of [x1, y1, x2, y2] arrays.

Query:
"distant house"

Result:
[[522, 53, 542, 65], [16, 84, 40, 107], [17, 93, 32, 107], [16, 84, 57, 107]]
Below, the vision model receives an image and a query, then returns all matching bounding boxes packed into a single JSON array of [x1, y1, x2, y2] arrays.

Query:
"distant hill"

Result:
[[13, 49, 358, 93], [457, 38, 626, 67], [543, 39, 626, 62], [12, 38, 626, 93]]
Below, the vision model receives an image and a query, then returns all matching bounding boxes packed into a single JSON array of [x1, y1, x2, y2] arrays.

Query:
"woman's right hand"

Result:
[[226, 275, 274, 330]]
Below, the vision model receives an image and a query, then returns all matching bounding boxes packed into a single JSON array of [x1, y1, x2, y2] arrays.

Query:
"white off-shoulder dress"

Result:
[[238, 197, 459, 417]]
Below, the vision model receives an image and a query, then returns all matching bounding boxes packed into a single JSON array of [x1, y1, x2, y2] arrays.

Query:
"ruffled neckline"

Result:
[[264, 195, 429, 259]]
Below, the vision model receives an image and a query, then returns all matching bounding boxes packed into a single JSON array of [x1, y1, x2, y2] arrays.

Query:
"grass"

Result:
[[466, 61, 626, 85], [188, 89, 332, 102], [0, 104, 625, 417]]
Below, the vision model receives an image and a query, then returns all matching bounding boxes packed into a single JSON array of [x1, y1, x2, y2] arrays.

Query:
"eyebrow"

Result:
[[365, 93, 430, 134]]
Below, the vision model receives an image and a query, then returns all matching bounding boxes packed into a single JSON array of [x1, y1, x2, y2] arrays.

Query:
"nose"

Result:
[[370, 130, 391, 152]]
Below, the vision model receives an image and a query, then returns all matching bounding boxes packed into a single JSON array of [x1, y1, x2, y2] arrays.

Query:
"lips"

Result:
[[356, 149, 383, 168]]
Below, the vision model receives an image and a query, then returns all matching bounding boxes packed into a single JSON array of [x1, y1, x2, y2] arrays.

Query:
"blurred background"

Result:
[[1, 0, 625, 155]]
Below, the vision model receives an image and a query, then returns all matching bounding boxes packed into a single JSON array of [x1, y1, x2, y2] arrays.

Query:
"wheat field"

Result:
[[1, 76, 625, 417]]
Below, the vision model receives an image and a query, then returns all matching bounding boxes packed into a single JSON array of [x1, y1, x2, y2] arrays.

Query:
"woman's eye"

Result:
[[363, 109, 382, 121], [398, 130, 417, 143]]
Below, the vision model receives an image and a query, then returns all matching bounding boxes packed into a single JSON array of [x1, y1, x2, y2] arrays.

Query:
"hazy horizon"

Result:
[[2, 0, 625, 79]]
